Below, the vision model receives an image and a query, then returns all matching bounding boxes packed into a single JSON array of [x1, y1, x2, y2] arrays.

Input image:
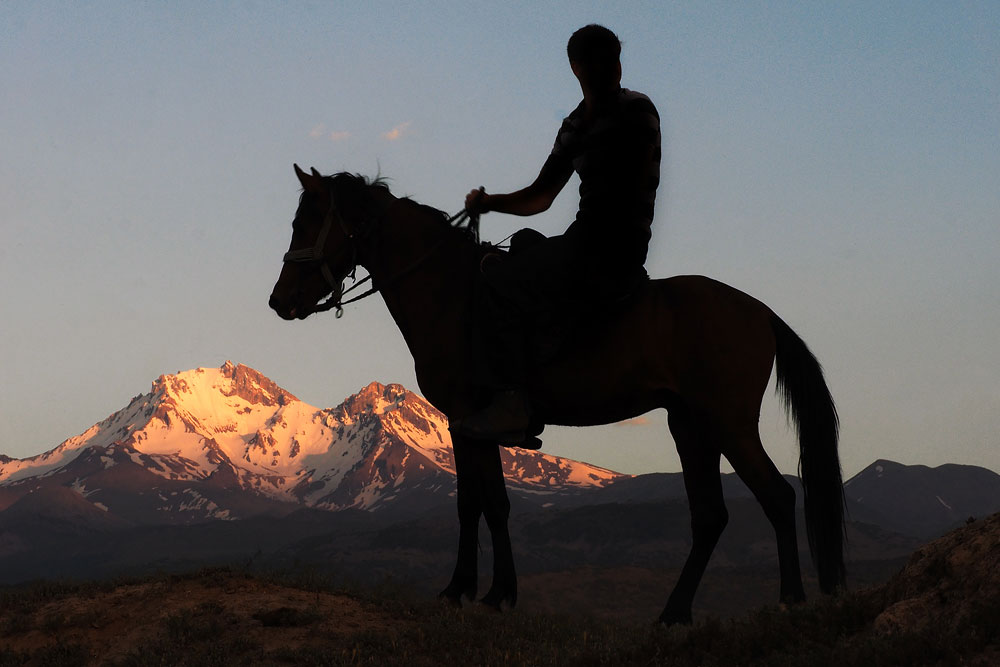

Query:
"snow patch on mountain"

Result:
[[0, 362, 628, 521]]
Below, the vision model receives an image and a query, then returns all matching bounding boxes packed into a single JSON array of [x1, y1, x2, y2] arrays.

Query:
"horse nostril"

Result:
[[268, 294, 282, 312]]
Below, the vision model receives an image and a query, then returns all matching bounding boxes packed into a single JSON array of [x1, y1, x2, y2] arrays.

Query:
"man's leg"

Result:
[[454, 236, 575, 442], [454, 277, 533, 443]]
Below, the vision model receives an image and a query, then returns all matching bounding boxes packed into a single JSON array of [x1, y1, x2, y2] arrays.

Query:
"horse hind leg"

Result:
[[723, 429, 806, 605], [660, 409, 728, 625]]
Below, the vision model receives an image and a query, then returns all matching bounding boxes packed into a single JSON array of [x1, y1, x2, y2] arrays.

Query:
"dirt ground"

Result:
[[1, 571, 398, 663], [2, 514, 998, 666]]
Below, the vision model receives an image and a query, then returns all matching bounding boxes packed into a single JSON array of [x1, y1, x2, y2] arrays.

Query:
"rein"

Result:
[[282, 182, 479, 318]]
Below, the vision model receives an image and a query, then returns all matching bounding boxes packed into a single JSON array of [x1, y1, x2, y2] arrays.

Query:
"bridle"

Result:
[[281, 188, 362, 317], [283, 189, 342, 288], [281, 180, 479, 318]]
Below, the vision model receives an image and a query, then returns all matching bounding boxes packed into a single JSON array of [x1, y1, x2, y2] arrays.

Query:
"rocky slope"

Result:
[[871, 511, 1000, 637]]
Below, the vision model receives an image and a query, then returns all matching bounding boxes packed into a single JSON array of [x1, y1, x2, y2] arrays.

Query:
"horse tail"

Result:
[[771, 314, 846, 593]]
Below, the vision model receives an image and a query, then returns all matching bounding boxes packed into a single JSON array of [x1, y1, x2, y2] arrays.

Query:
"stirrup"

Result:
[[500, 435, 542, 450]]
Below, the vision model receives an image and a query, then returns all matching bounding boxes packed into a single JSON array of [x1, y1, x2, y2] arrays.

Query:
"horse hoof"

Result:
[[438, 589, 462, 607], [658, 609, 692, 626], [480, 587, 517, 611], [780, 591, 807, 606], [439, 583, 476, 606]]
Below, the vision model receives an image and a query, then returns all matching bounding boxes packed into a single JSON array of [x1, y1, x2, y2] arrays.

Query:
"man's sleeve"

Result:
[[540, 118, 576, 187], [624, 95, 661, 150], [548, 117, 575, 162], [611, 95, 661, 219]]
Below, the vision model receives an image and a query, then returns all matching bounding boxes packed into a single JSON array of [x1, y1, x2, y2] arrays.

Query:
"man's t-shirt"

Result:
[[548, 88, 661, 267]]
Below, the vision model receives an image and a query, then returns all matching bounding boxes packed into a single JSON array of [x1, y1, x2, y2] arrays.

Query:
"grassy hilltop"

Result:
[[2, 513, 998, 666]]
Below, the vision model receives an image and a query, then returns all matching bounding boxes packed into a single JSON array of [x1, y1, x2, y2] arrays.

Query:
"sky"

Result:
[[2, 1, 998, 479]]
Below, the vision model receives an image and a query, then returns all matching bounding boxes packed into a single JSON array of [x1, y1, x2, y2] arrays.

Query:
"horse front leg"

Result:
[[476, 441, 517, 609], [439, 433, 482, 604]]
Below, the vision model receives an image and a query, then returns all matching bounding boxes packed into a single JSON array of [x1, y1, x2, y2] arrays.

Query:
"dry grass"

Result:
[[3, 514, 999, 666], [0, 563, 996, 666]]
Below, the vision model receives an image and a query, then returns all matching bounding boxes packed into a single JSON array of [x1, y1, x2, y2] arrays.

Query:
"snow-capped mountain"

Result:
[[0, 362, 624, 524]]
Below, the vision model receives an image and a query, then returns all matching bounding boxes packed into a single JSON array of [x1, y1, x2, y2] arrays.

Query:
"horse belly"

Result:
[[530, 285, 681, 425]]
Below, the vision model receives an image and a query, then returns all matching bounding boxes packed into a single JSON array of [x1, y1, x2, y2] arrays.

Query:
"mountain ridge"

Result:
[[0, 362, 625, 524], [2, 362, 999, 598], [2, 362, 998, 539], [844, 458, 1000, 538]]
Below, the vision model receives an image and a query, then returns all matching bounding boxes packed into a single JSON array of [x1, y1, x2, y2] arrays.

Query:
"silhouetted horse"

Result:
[[269, 165, 845, 623]]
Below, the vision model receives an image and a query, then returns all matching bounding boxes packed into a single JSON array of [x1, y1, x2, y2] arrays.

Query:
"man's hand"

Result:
[[465, 187, 489, 215], [465, 156, 571, 218]]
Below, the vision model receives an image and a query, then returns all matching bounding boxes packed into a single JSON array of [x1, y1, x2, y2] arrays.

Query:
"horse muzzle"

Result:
[[269, 292, 306, 321]]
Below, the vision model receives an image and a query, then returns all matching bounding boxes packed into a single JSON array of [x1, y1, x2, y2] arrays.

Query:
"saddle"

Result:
[[489, 227, 649, 364], [474, 229, 648, 451]]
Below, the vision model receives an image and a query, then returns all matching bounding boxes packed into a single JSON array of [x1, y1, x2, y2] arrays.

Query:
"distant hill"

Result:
[[843, 459, 1000, 538]]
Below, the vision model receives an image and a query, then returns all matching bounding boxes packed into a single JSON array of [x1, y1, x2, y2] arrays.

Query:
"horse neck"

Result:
[[361, 197, 477, 368]]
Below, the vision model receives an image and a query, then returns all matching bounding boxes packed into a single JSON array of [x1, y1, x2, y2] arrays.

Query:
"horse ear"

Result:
[[294, 163, 323, 194], [311, 167, 322, 178]]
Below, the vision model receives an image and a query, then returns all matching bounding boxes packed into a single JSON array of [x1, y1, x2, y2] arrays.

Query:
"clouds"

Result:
[[615, 416, 651, 427], [309, 124, 351, 142], [308, 122, 410, 143], [381, 121, 411, 141]]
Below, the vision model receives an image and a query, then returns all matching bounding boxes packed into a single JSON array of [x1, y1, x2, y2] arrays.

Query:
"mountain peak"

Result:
[[337, 381, 423, 419], [220, 361, 297, 407], [2, 364, 628, 521], [149, 362, 298, 412], [857, 459, 905, 479]]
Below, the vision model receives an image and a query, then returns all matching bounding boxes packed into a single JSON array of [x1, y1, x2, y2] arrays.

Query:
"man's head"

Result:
[[567, 24, 622, 91]]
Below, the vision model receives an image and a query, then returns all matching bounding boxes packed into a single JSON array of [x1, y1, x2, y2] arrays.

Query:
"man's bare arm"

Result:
[[466, 155, 572, 217]]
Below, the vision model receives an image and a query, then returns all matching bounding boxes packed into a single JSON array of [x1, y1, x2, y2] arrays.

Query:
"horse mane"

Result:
[[329, 171, 481, 246], [329, 171, 392, 190]]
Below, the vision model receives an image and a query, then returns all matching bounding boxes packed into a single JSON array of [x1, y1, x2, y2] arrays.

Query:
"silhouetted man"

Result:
[[454, 24, 661, 443]]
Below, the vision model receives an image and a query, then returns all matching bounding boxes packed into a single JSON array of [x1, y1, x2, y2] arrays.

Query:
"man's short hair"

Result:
[[567, 24, 621, 84]]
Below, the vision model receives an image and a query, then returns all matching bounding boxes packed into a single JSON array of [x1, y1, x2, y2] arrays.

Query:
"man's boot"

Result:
[[452, 389, 531, 444]]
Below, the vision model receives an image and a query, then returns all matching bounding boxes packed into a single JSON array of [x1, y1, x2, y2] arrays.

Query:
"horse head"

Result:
[[269, 165, 377, 320]]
